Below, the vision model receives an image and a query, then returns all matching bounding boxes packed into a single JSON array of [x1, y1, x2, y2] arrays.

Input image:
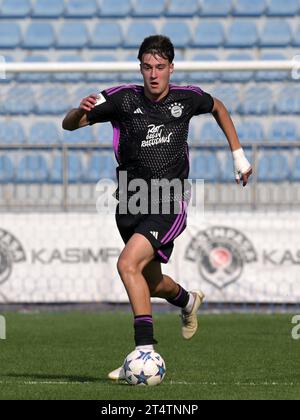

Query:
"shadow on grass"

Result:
[[4, 373, 108, 384]]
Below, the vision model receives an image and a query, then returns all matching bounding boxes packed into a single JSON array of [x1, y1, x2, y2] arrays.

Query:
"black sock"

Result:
[[166, 284, 189, 308], [134, 315, 157, 346]]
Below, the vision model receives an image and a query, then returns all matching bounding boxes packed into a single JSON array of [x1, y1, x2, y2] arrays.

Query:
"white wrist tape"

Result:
[[232, 148, 252, 180]]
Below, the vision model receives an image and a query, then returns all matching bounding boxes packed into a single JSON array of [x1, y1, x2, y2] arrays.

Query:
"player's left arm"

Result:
[[211, 97, 252, 187]]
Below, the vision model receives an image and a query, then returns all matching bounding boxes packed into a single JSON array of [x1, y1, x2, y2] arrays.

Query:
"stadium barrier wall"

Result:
[[0, 211, 299, 304]]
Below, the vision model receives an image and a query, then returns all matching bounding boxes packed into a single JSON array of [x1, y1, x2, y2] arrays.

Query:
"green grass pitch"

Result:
[[0, 312, 299, 400]]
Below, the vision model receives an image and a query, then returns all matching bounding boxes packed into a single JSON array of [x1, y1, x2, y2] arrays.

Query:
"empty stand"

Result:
[[99, 0, 132, 18], [233, 0, 266, 17], [0, 155, 14, 183], [165, 0, 199, 17], [64, 0, 98, 18], [132, 0, 165, 17], [23, 22, 55, 49], [31, 0, 65, 18], [17, 155, 48, 183], [0, 0, 298, 192], [0, 0, 31, 18], [192, 21, 225, 48]]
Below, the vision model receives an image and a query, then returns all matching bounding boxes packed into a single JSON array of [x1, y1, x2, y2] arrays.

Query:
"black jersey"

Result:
[[87, 84, 214, 204]]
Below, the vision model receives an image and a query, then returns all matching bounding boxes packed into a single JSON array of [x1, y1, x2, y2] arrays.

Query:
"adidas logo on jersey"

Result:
[[134, 108, 143, 114], [150, 231, 159, 240]]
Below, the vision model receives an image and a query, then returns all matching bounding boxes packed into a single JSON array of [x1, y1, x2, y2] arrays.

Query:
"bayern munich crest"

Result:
[[0, 229, 26, 285], [169, 102, 184, 118], [185, 226, 257, 289]]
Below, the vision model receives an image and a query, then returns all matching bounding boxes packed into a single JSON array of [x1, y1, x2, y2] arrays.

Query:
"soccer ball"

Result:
[[123, 349, 166, 386]]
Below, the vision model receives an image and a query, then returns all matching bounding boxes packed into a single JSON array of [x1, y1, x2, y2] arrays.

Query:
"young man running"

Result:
[[63, 36, 252, 380]]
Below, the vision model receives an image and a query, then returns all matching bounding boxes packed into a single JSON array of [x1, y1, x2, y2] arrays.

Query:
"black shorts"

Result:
[[115, 201, 188, 264]]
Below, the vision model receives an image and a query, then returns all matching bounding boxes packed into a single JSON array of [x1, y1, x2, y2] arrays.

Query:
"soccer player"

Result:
[[62, 36, 252, 380]]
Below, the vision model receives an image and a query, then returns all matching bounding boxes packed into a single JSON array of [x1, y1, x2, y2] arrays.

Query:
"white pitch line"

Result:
[[0, 381, 92, 385], [0, 380, 298, 387], [169, 381, 297, 387]]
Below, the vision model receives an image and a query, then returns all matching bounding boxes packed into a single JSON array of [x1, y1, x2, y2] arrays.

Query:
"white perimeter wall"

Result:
[[0, 212, 299, 303]]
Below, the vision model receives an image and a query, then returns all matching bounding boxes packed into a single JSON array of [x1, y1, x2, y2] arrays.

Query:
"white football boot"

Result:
[[107, 366, 125, 381], [181, 290, 205, 340]]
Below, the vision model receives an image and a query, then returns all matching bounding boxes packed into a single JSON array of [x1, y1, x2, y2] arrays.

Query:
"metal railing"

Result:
[[0, 141, 300, 212]]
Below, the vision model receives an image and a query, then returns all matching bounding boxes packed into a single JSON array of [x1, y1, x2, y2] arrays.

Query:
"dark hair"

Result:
[[138, 35, 175, 63]]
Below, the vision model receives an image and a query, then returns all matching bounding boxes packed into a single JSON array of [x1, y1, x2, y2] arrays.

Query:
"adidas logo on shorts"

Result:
[[150, 231, 159, 240]]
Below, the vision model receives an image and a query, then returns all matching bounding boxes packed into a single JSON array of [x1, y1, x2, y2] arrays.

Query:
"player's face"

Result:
[[140, 53, 174, 101]]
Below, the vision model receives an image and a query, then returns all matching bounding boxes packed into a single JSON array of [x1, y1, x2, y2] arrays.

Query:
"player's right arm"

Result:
[[62, 94, 98, 131]]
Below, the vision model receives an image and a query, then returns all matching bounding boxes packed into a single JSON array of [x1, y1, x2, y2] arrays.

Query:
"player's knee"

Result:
[[117, 256, 140, 278]]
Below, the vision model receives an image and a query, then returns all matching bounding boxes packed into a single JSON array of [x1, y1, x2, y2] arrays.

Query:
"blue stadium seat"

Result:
[[65, 0, 98, 18], [189, 152, 221, 182], [292, 25, 300, 47], [236, 121, 265, 143], [189, 54, 219, 83], [85, 154, 116, 182], [192, 21, 225, 48], [165, 0, 199, 17], [269, 121, 298, 142], [226, 21, 258, 48], [50, 154, 83, 184], [53, 55, 85, 82], [0, 23, 21, 48], [124, 22, 157, 48], [200, 122, 227, 143], [90, 22, 123, 48], [63, 126, 94, 143], [49, 156, 62, 184], [18, 56, 50, 83], [0, 0, 31, 18], [171, 51, 186, 83], [23, 22, 55, 49], [0, 155, 14, 183], [95, 123, 114, 146], [255, 53, 288, 82], [36, 87, 70, 115], [0, 55, 15, 83], [132, 0, 165, 17], [73, 86, 100, 107], [100, 0, 132, 17], [87, 55, 119, 83], [161, 22, 191, 48], [120, 54, 142, 83], [292, 156, 300, 181], [3, 87, 35, 115], [187, 121, 197, 143], [275, 87, 300, 114], [30, 122, 61, 144], [17, 155, 48, 183], [266, 0, 299, 16], [233, 0, 266, 16], [222, 53, 254, 83], [57, 22, 89, 49], [240, 86, 273, 115], [32, 0, 64, 18], [0, 121, 26, 144], [260, 20, 292, 47], [212, 86, 240, 114], [200, 0, 232, 16], [258, 154, 290, 182]]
